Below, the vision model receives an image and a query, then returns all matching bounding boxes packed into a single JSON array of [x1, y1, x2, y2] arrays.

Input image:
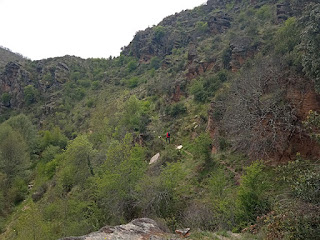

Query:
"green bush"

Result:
[[275, 17, 300, 54], [24, 85, 38, 105], [127, 60, 138, 72], [190, 81, 207, 103], [195, 21, 209, 34], [256, 5, 272, 21], [92, 81, 101, 90], [8, 177, 28, 205], [40, 127, 68, 150], [150, 56, 161, 70], [77, 79, 91, 88], [300, 4, 320, 92], [86, 98, 96, 108], [236, 161, 270, 228], [154, 26, 166, 42], [192, 133, 212, 165], [166, 102, 187, 117], [41, 145, 60, 163], [1, 92, 11, 106], [125, 77, 140, 88], [73, 87, 86, 100]]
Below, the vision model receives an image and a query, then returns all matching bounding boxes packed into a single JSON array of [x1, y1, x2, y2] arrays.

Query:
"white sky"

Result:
[[0, 0, 206, 60]]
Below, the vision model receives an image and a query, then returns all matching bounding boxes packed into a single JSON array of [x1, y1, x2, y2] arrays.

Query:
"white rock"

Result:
[[149, 153, 160, 165], [176, 145, 183, 150]]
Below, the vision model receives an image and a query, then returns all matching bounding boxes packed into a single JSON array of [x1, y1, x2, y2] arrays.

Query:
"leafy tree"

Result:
[[275, 17, 300, 54], [255, 5, 272, 21], [0, 124, 30, 182], [8, 177, 28, 205], [77, 79, 91, 88], [121, 95, 149, 132], [300, 4, 320, 92], [127, 60, 138, 72], [190, 81, 207, 103], [58, 135, 95, 191], [1, 92, 11, 106], [5, 114, 38, 152], [195, 21, 209, 34], [149, 56, 161, 70], [207, 167, 237, 229], [236, 161, 270, 227], [40, 127, 68, 150], [192, 133, 212, 165], [136, 161, 190, 223], [166, 102, 187, 118], [125, 77, 140, 88], [24, 85, 38, 105], [154, 26, 166, 42], [95, 134, 147, 223]]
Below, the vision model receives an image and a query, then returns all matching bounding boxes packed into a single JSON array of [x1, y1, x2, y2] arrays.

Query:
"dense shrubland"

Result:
[[0, 1, 320, 239]]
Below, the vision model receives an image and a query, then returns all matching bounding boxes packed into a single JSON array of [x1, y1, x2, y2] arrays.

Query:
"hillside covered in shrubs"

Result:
[[0, 0, 319, 239]]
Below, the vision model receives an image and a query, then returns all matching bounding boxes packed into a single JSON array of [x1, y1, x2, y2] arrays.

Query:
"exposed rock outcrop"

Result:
[[122, 1, 232, 62], [59, 218, 181, 240], [0, 62, 32, 108], [0, 46, 26, 71], [230, 37, 256, 72]]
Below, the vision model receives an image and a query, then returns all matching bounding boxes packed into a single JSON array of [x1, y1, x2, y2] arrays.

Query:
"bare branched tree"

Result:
[[222, 56, 299, 159]]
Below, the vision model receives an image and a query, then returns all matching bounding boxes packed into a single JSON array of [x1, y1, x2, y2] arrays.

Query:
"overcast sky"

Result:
[[0, 0, 206, 60]]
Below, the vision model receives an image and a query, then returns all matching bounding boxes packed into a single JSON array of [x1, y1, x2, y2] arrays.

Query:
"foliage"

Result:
[[275, 17, 300, 54], [191, 133, 212, 165], [23, 85, 38, 105], [255, 5, 272, 21], [1, 92, 11, 106], [0, 124, 30, 182], [236, 161, 270, 228], [127, 60, 138, 72], [265, 159, 320, 239], [190, 81, 207, 103], [300, 3, 320, 92], [154, 26, 166, 42], [2, 1, 320, 239], [121, 95, 149, 132], [149, 56, 161, 70], [5, 114, 38, 152], [40, 127, 68, 150], [165, 102, 187, 118], [125, 76, 140, 88], [195, 21, 209, 34], [58, 135, 95, 191], [190, 71, 227, 103], [95, 133, 147, 223]]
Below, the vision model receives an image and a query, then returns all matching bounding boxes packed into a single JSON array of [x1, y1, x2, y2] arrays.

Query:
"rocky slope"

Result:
[[0, 46, 26, 71], [0, 1, 320, 239], [60, 218, 180, 240]]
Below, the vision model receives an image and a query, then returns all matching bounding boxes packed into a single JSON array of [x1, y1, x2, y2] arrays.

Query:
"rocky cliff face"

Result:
[[0, 62, 31, 108], [59, 218, 180, 240], [0, 56, 86, 111], [122, 1, 232, 61], [0, 46, 26, 71]]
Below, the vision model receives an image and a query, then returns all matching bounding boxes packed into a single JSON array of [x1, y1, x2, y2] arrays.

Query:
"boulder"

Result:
[[59, 218, 180, 240], [149, 153, 160, 165]]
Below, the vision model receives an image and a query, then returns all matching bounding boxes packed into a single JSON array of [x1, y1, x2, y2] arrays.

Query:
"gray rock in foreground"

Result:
[[59, 218, 180, 240]]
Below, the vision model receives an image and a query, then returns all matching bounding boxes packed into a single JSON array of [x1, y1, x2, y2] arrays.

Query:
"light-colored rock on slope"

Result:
[[59, 218, 180, 240]]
